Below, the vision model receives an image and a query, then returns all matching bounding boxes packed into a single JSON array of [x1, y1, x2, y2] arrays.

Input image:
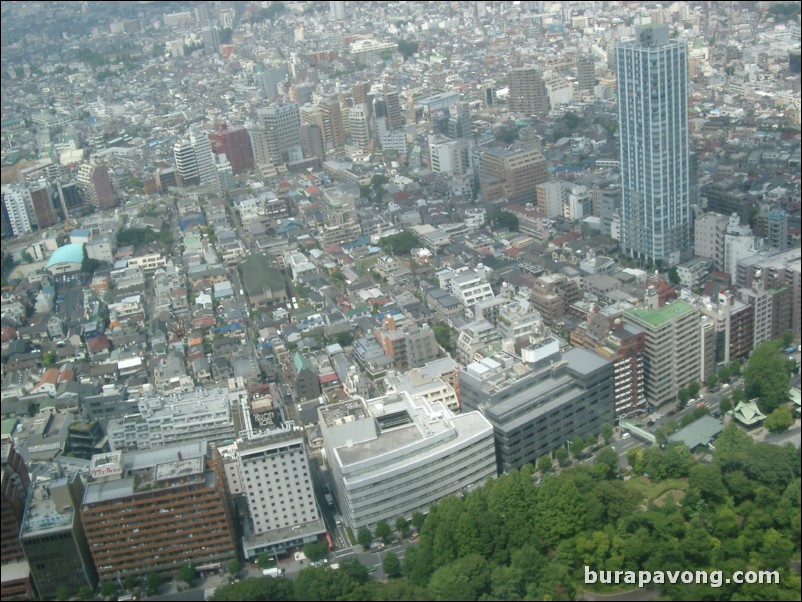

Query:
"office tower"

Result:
[[1, 185, 34, 237], [623, 298, 701, 406], [382, 87, 404, 131], [348, 103, 372, 152], [299, 123, 325, 162], [1, 441, 33, 601], [2, 441, 30, 564], [29, 184, 56, 228], [478, 146, 548, 204], [81, 445, 236, 582], [330, 0, 345, 20], [201, 26, 220, 55], [173, 132, 217, 188], [232, 429, 325, 559], [21, 472, 97, 600], [447, 102, 472, 138], [507, 67, 549, 116], [459, 343, 614, 473], [577, 54, 596, 90], [250, 103, 303, 169], [301, 99, 345, 154], [76, 163, 115, 209], [352, 81, 371, 109], [319, 391, 495, 528], [208, 122, 254, 174], [57, 181, 84, 219], [617, 26, 690, 264]]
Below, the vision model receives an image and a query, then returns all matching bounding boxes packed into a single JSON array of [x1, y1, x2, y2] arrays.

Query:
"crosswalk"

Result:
[[204, 587, 217, 600]]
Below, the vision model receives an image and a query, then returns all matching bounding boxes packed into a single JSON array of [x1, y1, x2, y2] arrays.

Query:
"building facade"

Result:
[[80, 444, 236, 582], [617, 26, 690, 264], [319, 391, 496, 529]]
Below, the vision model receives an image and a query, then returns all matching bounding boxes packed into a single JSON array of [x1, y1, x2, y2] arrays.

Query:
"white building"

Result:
[[107, 387, 237, 451], [319, 391, 496, 529], [1, 185, 34, 236]]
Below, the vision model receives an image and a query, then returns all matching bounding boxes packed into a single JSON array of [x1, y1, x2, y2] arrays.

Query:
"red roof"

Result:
[[504, 247, 522, 257], [319, 373, 339, 385], [1, 327, 16, 342]]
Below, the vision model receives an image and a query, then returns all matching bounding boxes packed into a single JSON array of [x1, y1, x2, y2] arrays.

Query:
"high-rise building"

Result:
[[329, 0, 345, 20], [77, 164, 115, 209], [576, 54, 596, 91], [319, 391, 495, 528], [21, 472, 97, 600], [478, 146, 548, 204], [507, 67, 549, 116], [81, 444, 236, 582], [208, 123, 254, 174], [319, 186, 361, 246], [28, 184, 56, 229], [173, 132, 217, 188], [623, 298, 701, 406], [299, 124, 325, 162], [617, 26, 690, 264], [1, 185, 34, 237], [348, 104, 372, 152], [1, 441, 33, 601], [382, 88, 404, 131], [229, 428, 325, 559], [250, 104, 302, 169]]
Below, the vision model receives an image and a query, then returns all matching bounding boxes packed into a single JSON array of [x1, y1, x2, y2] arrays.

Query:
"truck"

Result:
[[262, 567, 282, 578], [324, 492, 334, 508]]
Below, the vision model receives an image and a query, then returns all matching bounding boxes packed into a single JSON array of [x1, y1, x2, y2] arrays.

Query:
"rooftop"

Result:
[[625, 301, 695, 328]]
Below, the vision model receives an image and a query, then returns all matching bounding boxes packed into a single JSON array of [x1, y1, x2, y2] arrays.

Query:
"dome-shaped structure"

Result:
[[45, 243, 84, 274]]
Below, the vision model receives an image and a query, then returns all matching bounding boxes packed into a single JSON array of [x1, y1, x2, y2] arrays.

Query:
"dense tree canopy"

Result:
[[377, 231, 418, 256], [744, 340, 793, 413], [212, 424, 799, 601]]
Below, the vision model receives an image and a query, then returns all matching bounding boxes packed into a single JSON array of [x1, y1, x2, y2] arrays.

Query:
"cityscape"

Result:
[[1, 1, 800, 601]]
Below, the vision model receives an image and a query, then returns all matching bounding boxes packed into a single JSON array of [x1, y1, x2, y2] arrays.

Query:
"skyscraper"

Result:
[[617, 26, 690, 264]]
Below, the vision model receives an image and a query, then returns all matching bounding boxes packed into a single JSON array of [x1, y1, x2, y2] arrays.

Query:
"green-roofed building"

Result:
[[240, 254, 288, 307], [624, 300, 701, 406], [292, 351, 321, 402]]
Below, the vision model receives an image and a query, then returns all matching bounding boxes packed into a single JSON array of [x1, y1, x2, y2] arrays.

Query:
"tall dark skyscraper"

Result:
[[617, 26, 690, 264]]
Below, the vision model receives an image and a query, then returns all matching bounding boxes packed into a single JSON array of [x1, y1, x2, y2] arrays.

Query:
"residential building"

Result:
[[291, 351, 322, 401], [617, 26, 690, 264], [374, 317, 439, 371], [459, 343, 615, 473], [250, 104, 302, 169], [174, 132, 217, 189], [28, 184, 56, 229], [530, 273, 582, 326], [348, 103, 372, 152], [2, 441, 30, 566], [301, 98, 346, 154], [320, 186, 361, 246], [507, 66, 549, 116], [208, 123, 254, 174], [76, 164, 114, 209], [536, 181, 566, 219], [1, 185, 34, 237], [623, 299, 701, 406], [80, 444, 235, 582], [694, 212, 730, 272], [479, 146, 548, 204], [577, 54, 596, 91], [319, 391, 495, 529], [106, 387, 236, 452], [437, 265, 496, 312]]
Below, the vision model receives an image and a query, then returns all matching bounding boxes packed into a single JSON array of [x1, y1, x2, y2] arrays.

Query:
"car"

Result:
[[622, 432, 631, 439], [697, 402, 705, 409]]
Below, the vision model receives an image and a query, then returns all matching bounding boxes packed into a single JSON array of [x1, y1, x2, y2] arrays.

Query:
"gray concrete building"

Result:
[[459, 342, 615, 473]]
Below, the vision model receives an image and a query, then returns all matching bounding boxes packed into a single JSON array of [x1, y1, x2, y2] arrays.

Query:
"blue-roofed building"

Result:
[[69, 229, 91, 244], [179, 211, 207, 232], [45, 244, 84, 275]]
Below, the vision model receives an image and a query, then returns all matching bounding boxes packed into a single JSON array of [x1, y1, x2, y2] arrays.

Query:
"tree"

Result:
[[537, 454, 553, 474], [569, 435, 586, 459], [667, 266, 680, 286], [744, 341, 791, 413], [706, 372, 718, 388], [78, 585, 94, 601], [100, 580, 118, 598], [432, 323, 455, 354], [226, 558, 241, 576], [411, 511, 426, 531], [179, 563, 197, 586], [377, 231, 418, 256], [554, 446, 570, 467], [56, 586, 71, 601], [719, 397, 732, 414], [600, 423, 614, 444], [765, 405, 793, 434], [146, 572, 164, 594], [383, 551, 403, 578], [687, 381, 701, 398], [209, 577, 294, 601], [256, 552, 273, 569], [718, 364, 732, 383], [375, 519, 392, 543], [42, 350, 56, 368], [357, 526, 373, 549], [396, 516, 410, 537], [397, 39, 420, 60], [123, 575, 137, 592], [490, 210, 519, 232], [594, 447, 619, 480], [304, 541, 329, 562]]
